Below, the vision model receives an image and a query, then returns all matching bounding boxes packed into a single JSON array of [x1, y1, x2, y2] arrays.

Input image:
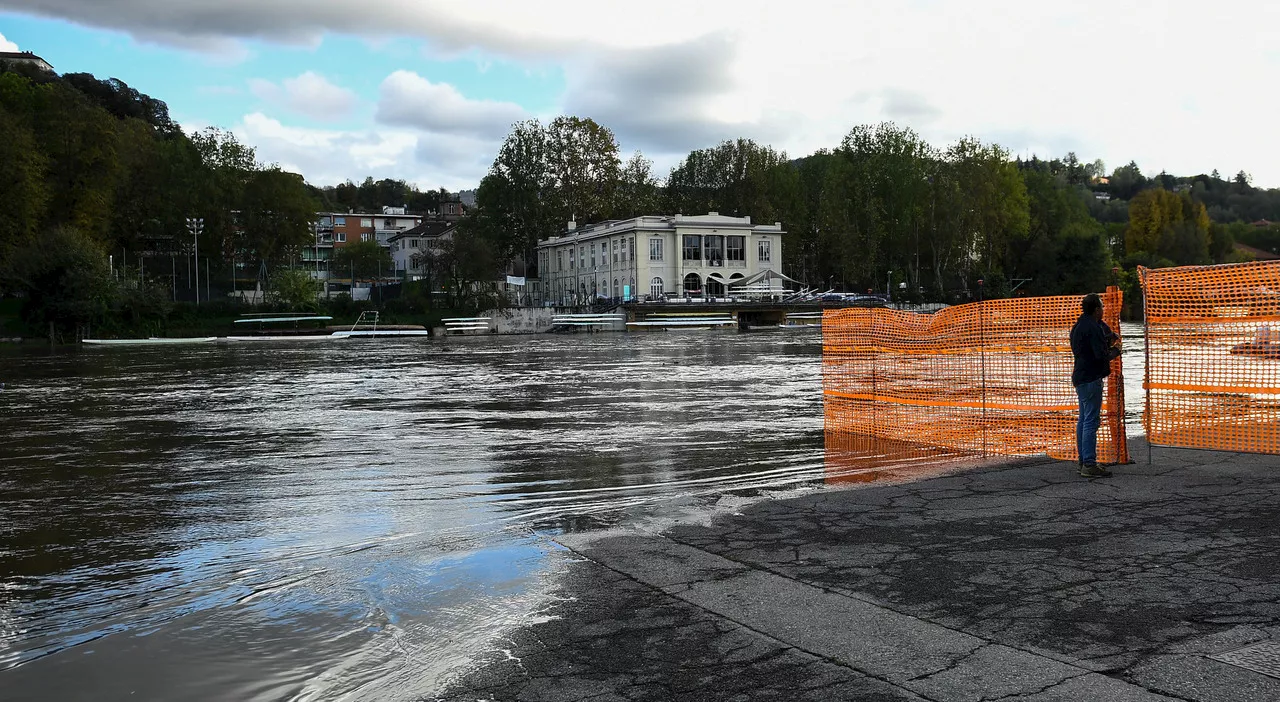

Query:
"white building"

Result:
[[389, 221, 455, 281], [536, 213, 786, 305], [0, 51, 54, 73], [374, 206, 422, 247]]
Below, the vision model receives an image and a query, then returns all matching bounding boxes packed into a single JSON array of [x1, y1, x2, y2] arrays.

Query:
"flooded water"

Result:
[[0, 324, 1148, 701]]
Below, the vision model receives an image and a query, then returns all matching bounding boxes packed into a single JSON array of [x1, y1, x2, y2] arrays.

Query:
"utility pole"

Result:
[[186, 217, 204, 305]]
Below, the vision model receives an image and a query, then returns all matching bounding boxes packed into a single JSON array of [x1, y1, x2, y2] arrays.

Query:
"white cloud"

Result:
[[21, 0, 1280, 185], [248, 71, 357, 121], [375, 70, 526, 139], [0, 32, 19, 52], [232, 112, 486, 190]]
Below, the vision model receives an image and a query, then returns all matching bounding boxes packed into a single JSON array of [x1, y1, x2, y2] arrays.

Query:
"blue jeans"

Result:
[[1075, 379, 1103, 464]]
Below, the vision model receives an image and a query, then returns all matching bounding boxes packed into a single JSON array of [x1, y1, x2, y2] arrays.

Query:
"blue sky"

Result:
[[2, 1, 1279, 189]]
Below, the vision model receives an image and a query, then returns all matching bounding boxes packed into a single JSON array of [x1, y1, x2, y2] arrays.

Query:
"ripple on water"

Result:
[[0, 328, 1147, 699]]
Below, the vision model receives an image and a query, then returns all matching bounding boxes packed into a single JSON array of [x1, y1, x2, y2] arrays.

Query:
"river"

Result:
[[0, 324, 1146, 701]]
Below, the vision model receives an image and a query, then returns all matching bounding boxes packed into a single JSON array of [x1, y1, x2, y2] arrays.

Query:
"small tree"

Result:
[[332, 240, 391, 282], [269, 267, 319, 310]]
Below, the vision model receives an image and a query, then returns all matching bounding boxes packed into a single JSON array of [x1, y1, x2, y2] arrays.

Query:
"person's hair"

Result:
[[1081, 293, 1103, 316]]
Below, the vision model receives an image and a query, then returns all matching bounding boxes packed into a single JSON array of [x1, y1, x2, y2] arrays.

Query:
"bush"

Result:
[[269, 268, 320, 311]]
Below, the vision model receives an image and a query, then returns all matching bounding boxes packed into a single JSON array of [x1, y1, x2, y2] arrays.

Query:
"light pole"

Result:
[[186, 217, 204, 304], [887, 270, 892, 300]]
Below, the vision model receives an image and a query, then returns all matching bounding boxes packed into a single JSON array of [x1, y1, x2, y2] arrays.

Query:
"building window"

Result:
[[649, 238, 663, 261], [558, 250, 565, 271], [683, 273, 702, 295], [706, 277, 725, 297], [629, 238, 635, 261], [682, 235, 702, 261], [579, 246, 585, 269], [727, 236, 745, 261], [361, 232, 373, 242], [650, 277, 664, 299], [334, 216, 346, 226], [361, 218, 372, 228], [590, 243, 597, 268], [705, 235, 724, 267], [758, 239, 771, 262], [613, 278, 619, 298], [621, 239, 628, 263], [411, 239, 419, 248], [384, 219, 394, 229], [613, 240, 619, 263], [335, 232, 346, 243]]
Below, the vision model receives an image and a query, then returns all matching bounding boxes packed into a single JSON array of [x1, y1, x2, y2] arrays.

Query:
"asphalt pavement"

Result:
[[437, 440, 1280, 701]]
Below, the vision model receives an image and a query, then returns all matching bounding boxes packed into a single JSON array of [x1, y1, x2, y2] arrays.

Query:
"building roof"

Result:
[[0, 51, 53, 71], [1235, 243, 1280, 261], [386, 220, 455, 243]]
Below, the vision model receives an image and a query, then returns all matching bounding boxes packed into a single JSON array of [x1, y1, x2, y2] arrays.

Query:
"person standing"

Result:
[[1071, 294, 1122, 478]]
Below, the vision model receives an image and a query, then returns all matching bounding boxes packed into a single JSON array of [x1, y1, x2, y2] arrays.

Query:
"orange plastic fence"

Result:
[[823, 289, 1128, 463], [1140, 261, 1280, 453]]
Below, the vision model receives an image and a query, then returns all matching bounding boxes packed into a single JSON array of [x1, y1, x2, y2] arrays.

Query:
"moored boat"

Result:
[[83, 337, 218, 346]]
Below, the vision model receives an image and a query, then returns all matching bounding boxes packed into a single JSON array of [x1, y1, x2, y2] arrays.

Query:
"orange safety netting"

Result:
[[823, 288, 1128, 463], [1140, 261, 1280, 453]]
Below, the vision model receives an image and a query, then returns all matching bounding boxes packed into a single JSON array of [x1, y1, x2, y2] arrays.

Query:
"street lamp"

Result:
[[186, 217, 204, 305], [887, 270, 892, 300]]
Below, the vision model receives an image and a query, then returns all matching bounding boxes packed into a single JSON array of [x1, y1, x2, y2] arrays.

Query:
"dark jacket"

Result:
[[1070, 314, 1120, 386]]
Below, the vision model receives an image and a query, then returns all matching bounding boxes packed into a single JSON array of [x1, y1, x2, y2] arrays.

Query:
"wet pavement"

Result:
[[438, 439, 1280, 701]]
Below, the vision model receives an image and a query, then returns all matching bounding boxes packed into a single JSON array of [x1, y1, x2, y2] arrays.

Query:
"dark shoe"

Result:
[[1079, 463, 1112, 478]]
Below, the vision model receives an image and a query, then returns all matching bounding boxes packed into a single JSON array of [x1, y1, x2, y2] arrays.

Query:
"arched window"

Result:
[[613, 278, 619, 298], [683, 273, 702, 296], [629, 278, 635, 300], [705, 277, 725, 297], [650, 277, 664, 299]]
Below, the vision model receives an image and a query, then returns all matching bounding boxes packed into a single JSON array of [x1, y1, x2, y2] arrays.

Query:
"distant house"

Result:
[[1252, 219, 1273, 228], [389, 221, 455, 281], [1093, 191, 1111, 201], [0, 51, 54, 73], [1235, 243, 1280, 261]]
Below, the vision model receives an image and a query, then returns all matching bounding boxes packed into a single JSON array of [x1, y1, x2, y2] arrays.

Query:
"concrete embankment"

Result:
[[438, 440, 1280, 701]]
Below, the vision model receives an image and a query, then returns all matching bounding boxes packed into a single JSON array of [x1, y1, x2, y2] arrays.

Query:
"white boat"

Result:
[[332, 329, 431, 338], [232, 315, 334, 325], [443, 317, 492, 335], [225, 335, 348, 342], [228, 312, 342, 341], [330, 311, 431, 338], [627, 313, 737, 328], [778, 312, 824, 330], [83, 337, 218, 346]]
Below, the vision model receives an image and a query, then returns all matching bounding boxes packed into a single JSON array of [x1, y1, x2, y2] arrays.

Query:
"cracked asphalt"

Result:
[[435, 440, 1280, 701]]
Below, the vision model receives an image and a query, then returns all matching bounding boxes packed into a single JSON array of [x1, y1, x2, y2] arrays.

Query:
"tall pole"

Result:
[[187, 217, 204, 305]]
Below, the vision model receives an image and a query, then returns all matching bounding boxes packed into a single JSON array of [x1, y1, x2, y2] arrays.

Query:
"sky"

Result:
[[1, 1, 1278, 191]]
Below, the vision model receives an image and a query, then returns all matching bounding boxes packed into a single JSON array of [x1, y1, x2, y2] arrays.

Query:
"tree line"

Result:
[[0, 65, 322, 335], [464, 117, 1279, 304], [5, 62, 1280, 336]]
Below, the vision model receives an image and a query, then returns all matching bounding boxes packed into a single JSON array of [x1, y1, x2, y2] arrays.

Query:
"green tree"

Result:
[[614, 151, 661, 219], [2, 226, 117, 336], [332, 239, 392, 282], [269, 267, 320, 310]]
